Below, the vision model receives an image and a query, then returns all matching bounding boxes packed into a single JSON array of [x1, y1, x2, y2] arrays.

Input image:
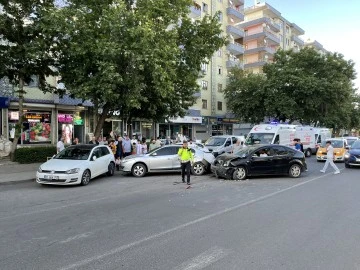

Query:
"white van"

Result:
[[295, 126, 331, 157], [246, 124, 297, 146], [204, 135, 244, 157]]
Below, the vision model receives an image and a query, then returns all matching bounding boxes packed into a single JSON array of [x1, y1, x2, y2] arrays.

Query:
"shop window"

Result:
[[202, 99, 208, 109]]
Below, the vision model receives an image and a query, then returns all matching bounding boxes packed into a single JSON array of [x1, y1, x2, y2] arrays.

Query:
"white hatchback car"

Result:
[[36, 144, 115, 186]]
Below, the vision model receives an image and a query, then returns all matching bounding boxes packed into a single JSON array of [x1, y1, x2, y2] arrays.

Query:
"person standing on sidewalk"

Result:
[[57, 137, 65, 153], [320, 140, 340, 174], [178, 140, 194, 185]]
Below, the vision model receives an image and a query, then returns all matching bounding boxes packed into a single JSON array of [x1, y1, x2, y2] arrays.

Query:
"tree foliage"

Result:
[[225, 47, 358, 130], [0, 0, 57, 158], [47, 0, 226, 137]]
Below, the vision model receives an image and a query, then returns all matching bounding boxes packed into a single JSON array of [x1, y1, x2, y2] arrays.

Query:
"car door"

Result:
[[248, 147, 275, 175], [224, 138, 232, 153], [271, 146, 292, 174], [171, 146, 182, 169], [89, 148, 103, 177], [149, 147, 175, 171]]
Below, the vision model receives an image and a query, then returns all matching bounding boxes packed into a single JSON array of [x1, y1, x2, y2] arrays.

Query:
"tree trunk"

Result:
[[94, 105, 110, 138], [10, 77, 25, 161]]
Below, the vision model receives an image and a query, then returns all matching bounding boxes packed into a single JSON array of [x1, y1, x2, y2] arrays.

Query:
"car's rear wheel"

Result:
[[192, 162, 205, 176], [232, 167, 247, 180], [305, 149, 312, 157], [132, 163, 146, 177], [107, 162, 115, 176], [289, 164, 302, 178], [81, 170, 91, 186]]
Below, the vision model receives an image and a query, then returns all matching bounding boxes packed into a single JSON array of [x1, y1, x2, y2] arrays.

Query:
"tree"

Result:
[[225, 47, 358, 129], [47, 0, 226, 137], [0, 0, 57, 159]]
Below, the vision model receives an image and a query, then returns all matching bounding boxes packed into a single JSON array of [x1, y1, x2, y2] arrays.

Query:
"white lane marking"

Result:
[[60, 171, 339, 270], [59, 232, 93, 244], [173, 246, 228, 270]]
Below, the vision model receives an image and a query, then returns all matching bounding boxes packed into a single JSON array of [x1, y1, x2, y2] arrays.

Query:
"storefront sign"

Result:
[[73, 112, 84, 125], [9, 111, 19, 120], [141, 123, 153, 128], [25, 114, 43, 120], [58, 114, 73, 123], [167, 116, 202, 124]]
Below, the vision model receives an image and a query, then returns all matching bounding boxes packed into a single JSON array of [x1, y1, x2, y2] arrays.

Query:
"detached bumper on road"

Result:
[[211, 164, 233, 180]]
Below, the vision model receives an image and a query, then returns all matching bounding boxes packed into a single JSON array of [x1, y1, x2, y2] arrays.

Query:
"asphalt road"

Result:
[[1, 157, 359, 270]]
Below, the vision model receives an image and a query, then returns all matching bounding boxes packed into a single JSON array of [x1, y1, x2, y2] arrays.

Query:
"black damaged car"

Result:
[[211, 145, 307, 180]]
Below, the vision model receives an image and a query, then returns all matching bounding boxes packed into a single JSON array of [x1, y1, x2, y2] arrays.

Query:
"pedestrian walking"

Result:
[[320, 140, 340, 174], [178, 140, 194, 185]]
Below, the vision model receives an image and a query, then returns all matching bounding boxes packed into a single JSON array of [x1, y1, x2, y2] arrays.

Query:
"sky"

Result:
[[245, 0, 360, 90]]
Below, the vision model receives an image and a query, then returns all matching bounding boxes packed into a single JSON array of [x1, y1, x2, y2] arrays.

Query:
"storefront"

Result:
[[8, 110, 52, 144], [57, 112, 85, 144], [160, 116, 202, 140]]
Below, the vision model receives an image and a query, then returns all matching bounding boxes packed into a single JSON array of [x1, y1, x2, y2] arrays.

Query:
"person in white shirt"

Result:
[[56, 137, 65, 153], [320, 141, 340, 174], [136, 139, 143, 155]]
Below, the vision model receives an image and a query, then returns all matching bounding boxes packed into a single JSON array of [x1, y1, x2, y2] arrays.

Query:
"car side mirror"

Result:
[[346, 146, 350, 150], [92, 156, 97, 161]]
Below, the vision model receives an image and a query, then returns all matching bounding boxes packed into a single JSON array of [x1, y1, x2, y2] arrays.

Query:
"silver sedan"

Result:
[[120, 145, 214, 177]]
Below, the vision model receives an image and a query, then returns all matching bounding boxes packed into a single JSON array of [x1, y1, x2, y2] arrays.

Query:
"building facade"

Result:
[[240, 1, 305, 73]]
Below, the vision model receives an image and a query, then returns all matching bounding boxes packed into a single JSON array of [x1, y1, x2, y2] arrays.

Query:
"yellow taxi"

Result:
[[316, 138, 348, 162]]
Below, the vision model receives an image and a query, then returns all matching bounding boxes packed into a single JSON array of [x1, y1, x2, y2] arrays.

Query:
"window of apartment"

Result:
[[202, 99, 208, 109], [202, 3, 208, 13], [217, 101, 223, 111], [217, 49, 222, 57], [201, 80, 208, 90], [244, 29, 248, 36], [279, 21, 283, 29], [286, 38, 290, 46], [201, 63, 208, 72], [286, 26, 290, 34], [218, 0, 222, 2], [25, 75, 39, 87], [279, 34, 283, 42], [218, 83, 223, 92], [218, 66, 222, 75]]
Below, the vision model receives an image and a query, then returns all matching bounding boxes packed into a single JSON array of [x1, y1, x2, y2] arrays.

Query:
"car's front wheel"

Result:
[[81, 169, 91, 186], [132, 163, 146, 177], [192, 162, 205, 176], [289, 164, 302, 178], [232, 166, 247, 180], [305, 149, 312, 157], [107, 162, 115, 176]]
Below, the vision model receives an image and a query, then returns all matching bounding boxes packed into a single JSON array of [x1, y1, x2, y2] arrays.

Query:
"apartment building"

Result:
[[304, 39, 327, 54], [159, 0, 245, 141], [239, 1, 305, 73]]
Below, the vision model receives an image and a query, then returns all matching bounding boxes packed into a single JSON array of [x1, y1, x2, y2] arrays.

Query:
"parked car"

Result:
[[316, 138, 347, 162], [204, 135, 244, 157], [211, 144, 307, 180], [345, 140, 360, 168], [36, 145, 115, 186], [120, 145, 214, 177]]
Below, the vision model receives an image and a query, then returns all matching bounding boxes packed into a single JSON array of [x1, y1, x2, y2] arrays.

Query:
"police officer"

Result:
[[178, 140, 194, 185]]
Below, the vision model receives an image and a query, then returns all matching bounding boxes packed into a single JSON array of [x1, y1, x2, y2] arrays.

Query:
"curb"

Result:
[[0, 178, 35, 185]]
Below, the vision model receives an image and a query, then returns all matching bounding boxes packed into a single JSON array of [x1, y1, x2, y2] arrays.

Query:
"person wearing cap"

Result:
[[178, 140, 194, 185]]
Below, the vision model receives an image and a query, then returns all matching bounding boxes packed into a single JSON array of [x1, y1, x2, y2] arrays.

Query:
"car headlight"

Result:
[[344, 152, 350, 159], [223, 160, 231, 167], [38, 167, 42, 173], [66, 168, 80, 174], [318, 151, 322, 154]]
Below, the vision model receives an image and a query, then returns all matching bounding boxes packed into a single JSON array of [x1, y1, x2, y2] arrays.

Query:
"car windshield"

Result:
[[320, 140, 343, 148], [347, 139, 357, 146], [205, 137, 226, 146], [246, 133, 275, 145], [54, 147, 91, 160], [351, 140, 360, 149]]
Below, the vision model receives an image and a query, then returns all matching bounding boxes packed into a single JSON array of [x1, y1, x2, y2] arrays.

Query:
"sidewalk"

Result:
[[0, 159, 41, 184]]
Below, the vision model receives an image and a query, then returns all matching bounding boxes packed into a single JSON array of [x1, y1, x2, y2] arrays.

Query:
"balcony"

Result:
[[226, 25, 244, 39], [244, 59, 269, 69], [239, 17, 280, 32], [291, 35, 305, 47], [226, 60, 244, 69], [244, 29, 280, 45], [244, 46, 276, 55], [189, 6, 201, 18], [226, 7, 244, 23], [227, 42, 245, 55]]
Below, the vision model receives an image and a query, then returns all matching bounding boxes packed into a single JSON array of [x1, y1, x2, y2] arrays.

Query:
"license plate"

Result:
[[44, 175, 59, 180]]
